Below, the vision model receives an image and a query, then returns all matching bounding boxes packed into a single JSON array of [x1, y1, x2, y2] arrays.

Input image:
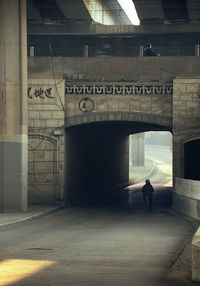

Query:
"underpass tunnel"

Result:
[[64, 121, 171, 207], [65, 122, 129, 206]]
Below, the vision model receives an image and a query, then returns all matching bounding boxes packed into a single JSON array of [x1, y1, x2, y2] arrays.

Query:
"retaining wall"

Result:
[[174, 177, 200, 220]]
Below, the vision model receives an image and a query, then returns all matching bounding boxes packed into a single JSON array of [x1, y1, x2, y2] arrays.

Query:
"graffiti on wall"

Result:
[[28, 87, 54, 99]]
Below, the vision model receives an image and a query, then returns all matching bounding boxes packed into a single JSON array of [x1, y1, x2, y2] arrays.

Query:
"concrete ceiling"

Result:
[[27, 0, 131, 25], [27, 0, 200, 35], [134, 0, 200, 24]]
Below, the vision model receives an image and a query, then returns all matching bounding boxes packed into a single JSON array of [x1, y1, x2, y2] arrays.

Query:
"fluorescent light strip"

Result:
[[117, 0, 140, 25]]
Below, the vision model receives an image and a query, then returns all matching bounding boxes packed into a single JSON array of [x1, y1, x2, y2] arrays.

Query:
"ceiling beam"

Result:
[[133, 0, 164, 24], [27, 23, 200, 35], [55, 0, 92, 23]]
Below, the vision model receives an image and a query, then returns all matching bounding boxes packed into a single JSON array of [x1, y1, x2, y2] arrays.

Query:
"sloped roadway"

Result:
[[0, 203, 198, 286]]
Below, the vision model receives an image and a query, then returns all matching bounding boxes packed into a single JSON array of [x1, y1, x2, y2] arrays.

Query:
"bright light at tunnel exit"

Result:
[[117, 0, 140, 25]]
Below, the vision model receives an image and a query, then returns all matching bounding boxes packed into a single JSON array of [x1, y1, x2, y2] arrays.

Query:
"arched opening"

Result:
[[64, 121, 172, 207], [28, 134, 58, 205], [128, 131, 173, 210], [129, 131, 172, 186], [184, 139, 200, 180]]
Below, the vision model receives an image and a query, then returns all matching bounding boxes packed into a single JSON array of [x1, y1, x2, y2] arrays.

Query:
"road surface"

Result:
[[0, 207, 197, 286]]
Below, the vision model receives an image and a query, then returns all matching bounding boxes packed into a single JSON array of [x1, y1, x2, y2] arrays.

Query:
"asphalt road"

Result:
[[145, 144, 172, 187], [0, 207, 197, 286]]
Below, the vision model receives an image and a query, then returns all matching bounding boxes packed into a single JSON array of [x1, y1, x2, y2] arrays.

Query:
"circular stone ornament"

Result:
[[79, 97, 94, 112]]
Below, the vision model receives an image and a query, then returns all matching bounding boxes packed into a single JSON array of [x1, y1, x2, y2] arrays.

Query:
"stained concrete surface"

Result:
[[0, 205, 198, 286]]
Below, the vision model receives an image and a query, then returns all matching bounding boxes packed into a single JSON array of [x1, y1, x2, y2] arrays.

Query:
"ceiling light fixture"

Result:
[[117, 0, 140, 25]]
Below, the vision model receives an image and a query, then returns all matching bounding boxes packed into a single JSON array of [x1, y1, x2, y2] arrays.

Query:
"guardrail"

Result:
[[28, 44, 200, 57]]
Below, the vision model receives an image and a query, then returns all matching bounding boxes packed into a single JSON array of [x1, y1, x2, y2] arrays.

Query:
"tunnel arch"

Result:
[[182, 135, 200, 180], [65, 111, 172, 130], [64, 115, 172, 206]]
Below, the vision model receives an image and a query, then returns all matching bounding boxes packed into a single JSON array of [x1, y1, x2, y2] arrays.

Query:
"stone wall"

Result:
[[28, 74, 65, 204], [173, 76, 200, 178], [27, 63, 200, 208], [65, 82, 172, 128]]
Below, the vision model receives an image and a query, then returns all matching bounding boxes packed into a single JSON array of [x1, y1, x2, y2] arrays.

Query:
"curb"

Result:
[[0, 205, 64, 231], [129, 160, 157, 185]]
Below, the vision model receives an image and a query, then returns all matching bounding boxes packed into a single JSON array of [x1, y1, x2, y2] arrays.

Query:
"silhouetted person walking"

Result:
[[142, 179, 154, 212]]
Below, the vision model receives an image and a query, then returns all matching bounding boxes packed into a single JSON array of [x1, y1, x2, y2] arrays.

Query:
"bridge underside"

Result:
[[64, 120, 170, 206]]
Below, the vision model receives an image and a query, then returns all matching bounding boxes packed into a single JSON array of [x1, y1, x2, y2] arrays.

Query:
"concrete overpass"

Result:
[[1, 0, 200, 282], [1, 2, 200, 210], [1, 0, 200, 212]]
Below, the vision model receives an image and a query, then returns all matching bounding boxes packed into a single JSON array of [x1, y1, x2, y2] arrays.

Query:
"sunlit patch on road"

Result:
[[0, 259, 56, 286]]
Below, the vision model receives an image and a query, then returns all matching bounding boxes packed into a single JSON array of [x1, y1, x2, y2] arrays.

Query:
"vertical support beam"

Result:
[[139, 45, 144, 57], [0, 0, 28, 211], [130, 133, 145, 166], [195, 44, 200, 56], [30, 46, 35, 57], [84, 45, 89, 57]]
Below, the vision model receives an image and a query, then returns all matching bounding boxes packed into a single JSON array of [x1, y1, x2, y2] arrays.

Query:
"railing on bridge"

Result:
[[88, 46, 197, 57], [29, 44, 200, 57]]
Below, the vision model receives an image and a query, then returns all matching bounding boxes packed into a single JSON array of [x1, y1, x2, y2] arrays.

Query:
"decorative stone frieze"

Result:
[[65, 83, 173, 96]]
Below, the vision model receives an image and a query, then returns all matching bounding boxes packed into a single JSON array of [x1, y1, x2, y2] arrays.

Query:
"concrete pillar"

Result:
[[84, 45, 89, 57], [0, 0, 28, 211], [195, 44, 200, 56], [139, 45, 144, 57], [30, 46, 35, 57], [130, 133, 145, 166]]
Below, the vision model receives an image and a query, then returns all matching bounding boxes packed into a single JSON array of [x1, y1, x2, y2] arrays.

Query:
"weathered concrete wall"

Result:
[[65, 124, 129, 206], [0, 0, 28, 212], [28, 56, 200, 81], [174, 177, 200, 220], [28, 74, 65, 204]]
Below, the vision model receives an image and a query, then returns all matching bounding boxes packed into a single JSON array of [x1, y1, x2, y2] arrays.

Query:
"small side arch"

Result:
[[28, 133, 58, 204], [182, 135, 200, 180]]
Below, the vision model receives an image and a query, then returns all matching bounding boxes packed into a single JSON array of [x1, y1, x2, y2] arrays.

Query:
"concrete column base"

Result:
[[0, 141, 27, 212]]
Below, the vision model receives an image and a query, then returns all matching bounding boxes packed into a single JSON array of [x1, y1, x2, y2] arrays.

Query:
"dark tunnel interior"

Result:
[[184, 139, 200, 181], [64, 121, 171, 206]]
